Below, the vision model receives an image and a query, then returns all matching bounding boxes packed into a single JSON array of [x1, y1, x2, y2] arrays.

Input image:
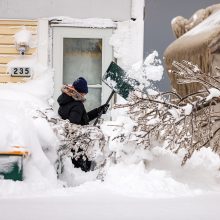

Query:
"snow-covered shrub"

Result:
[[36, 111, 107, 174], [101, 52, 166, 167], [106, 57, 220, 167]]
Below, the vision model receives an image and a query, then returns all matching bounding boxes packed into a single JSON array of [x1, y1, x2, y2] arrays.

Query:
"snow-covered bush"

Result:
[[106, 57, 220, 167], [35, 111, 107, 174]]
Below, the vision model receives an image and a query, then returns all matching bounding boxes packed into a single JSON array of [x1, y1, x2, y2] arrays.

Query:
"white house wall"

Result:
[[0, 0, 132, 21]]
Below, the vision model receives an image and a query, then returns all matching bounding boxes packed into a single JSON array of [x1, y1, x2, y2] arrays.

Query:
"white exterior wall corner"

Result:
[[0, 0, 132, 21], [131, 0, 145, 20], [37, 19, 49, 67], [111, 0, 145, 68]]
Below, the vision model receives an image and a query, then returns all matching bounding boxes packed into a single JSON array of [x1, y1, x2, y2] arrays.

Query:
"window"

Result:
[[63, 38, 102, 110]]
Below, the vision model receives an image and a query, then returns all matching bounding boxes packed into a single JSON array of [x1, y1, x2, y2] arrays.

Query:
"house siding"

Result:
[[0, 19, 38, 83]]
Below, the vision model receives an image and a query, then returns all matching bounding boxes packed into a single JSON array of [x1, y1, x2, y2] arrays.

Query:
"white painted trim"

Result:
[[131, 0, 145, 20], [50, 24, 116, 28], [37, 19, 49, 67]]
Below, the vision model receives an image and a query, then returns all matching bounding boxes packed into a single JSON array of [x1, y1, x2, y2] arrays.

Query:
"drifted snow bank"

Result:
[[99, 51, 220, 198], [0, 52, 220, 200], [100, 117, 220, 198], [0, 58, 61, 196], [111, 150, 219, 197]]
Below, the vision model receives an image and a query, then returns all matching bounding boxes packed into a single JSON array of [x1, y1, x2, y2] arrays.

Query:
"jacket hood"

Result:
[[57, 85, 86, 106]]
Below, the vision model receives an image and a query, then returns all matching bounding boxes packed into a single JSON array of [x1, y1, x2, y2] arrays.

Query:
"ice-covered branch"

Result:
[[112, 60, 220, 165]]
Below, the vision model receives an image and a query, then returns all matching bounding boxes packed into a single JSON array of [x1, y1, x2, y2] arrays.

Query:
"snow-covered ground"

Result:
[[1, 53, 220, 220], [1, 191, 220, 220]]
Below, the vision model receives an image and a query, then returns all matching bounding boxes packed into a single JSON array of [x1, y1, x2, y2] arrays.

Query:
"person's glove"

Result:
[[97, 104, 110, 114]]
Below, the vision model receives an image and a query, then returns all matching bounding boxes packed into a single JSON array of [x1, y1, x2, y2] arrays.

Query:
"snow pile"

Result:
[[58, 158, 98, 187], [99, 51, 220, 198], [185, 9, 220, 36], [7, 56, 38, 77], [1, 49, 220, 201], [0, 102, 60, 196], [143, 51, 164, 81], [49, 17, 116, 28], [100, 112, 220, 198], [7, 56, 36, 68], [127, 50, 164, 90], [0, 57, 61, 196], [5, 56, 54, 105]]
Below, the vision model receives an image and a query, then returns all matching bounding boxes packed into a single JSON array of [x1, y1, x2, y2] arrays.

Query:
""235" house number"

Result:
[[10, 67, 31, 77]]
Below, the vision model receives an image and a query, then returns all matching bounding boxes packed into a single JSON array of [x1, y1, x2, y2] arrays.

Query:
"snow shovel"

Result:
[[93, 62, 139, 125], [102, 61, 139, 100]]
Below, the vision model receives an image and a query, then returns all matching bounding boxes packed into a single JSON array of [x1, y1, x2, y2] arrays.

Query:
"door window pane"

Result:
[[84, 88, 101, 111], [63, 38, 102, 85]]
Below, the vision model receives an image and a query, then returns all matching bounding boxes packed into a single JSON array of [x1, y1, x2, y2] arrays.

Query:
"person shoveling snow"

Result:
[[57, 77, 109, 126], [56, 63, 135, 173], [57, 77, 109, 172]]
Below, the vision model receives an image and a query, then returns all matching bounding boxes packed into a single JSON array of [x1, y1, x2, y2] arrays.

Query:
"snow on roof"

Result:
[[49, 17, 116, 28], [185, 9, 220, 36]]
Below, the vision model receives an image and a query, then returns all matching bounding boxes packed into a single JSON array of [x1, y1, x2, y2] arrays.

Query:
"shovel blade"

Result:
[[103, 62, 138, 100]]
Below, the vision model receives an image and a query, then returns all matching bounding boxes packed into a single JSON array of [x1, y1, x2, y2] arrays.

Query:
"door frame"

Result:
[[52, 26, 113, 110]]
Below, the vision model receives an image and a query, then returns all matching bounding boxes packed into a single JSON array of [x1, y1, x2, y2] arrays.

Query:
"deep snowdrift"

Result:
[[0, 53, 220, 201]]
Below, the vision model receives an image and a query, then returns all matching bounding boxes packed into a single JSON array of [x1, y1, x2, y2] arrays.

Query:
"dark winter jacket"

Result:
[[57, 92, 100, 125]]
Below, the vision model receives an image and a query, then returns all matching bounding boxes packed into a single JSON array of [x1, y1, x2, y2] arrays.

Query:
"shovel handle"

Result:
[[94, 90, 115, 126]]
